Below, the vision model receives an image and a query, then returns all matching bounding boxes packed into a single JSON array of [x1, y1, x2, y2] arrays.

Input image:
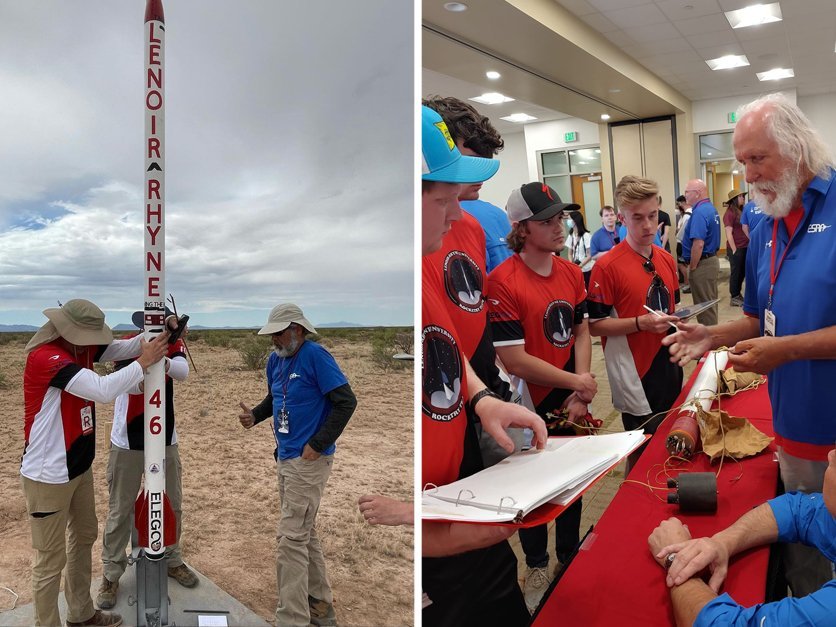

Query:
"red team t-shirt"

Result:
[[487, 254, 587, 410], [422, 261, 469, 488], [587, 242, 679, 378]]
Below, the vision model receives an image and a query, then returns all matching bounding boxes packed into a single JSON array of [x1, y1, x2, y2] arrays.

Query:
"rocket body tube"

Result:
[[137, 0, 175, 560]]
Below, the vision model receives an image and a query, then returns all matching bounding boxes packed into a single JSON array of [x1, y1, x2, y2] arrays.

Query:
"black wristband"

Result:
[[469, 388, 501, 418]]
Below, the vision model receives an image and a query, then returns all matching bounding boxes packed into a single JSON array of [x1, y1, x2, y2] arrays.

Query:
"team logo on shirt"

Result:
[[646, 277, 671, 314], [442, 250, 484, 313], [543, 300, 575, 348], [421, 324, 464, 422]]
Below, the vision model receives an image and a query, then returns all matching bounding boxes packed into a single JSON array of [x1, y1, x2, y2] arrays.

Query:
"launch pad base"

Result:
[[0, 563, 270, 627]]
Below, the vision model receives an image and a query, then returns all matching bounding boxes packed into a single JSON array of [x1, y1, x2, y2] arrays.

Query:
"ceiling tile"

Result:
[[622, 21, 682, 41], [656, 0, 723, 22], [555, 0, 599, 16], [603, 29, 636, 48], [602, 3, 667, 28], [675, 13, 734, 35], [732, 21, 784, 42], [740, 38, 790, 59], [715, 0, 758, 11], [781, 0, 836, 19], [695, 43, 745, 60], [682, 29, 738, 48], [588, 0, 653, 11], [580, 12, 620, 33], [633, 37, 688, 55]]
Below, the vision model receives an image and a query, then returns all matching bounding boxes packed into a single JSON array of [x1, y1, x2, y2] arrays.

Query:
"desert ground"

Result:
[[0, 328, 414, 626]]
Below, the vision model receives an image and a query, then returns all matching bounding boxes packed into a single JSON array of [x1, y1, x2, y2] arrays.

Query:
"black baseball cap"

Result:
[[506, 182, 580, 222]]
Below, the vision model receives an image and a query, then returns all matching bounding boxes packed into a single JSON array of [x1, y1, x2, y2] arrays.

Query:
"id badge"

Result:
[[764, 309, 776, 337], [80, 406, 94, 435], [277, 409, 290, 434]]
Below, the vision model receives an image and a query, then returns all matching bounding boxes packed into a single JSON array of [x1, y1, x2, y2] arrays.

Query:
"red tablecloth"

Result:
[[534, 362, 778, 626]]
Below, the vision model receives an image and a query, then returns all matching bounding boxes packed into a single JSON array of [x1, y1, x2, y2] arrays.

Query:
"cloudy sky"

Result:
[[0, 1, 414, 328]]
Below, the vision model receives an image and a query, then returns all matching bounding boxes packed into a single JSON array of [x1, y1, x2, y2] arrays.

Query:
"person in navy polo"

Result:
[[681, 178, 721, 325], [663, 92, 836, 598]]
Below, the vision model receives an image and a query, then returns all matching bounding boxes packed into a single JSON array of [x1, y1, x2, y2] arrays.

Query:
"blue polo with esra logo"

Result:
[[266, 339, 348, 460], [741, 200, 765, 235], [743, 169, 836, 454], [681, 198, 720, 261]]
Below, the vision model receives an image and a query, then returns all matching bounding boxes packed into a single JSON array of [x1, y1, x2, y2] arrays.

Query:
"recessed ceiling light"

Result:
[[486, 71, 501, 80], [757, 67, 794, 81], [608, 88, 622, 94], [707, 152, 712, 156], [600, 114, 611, 121], [706, 55, 750, 70], [724, 3, 782, 29], [500, 113, 537, 123], [443, 2, 468, 12], [469, 92, 514, 105]]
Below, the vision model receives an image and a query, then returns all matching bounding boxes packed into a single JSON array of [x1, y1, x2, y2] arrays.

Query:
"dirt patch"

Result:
[[0, 332, 413, 626]]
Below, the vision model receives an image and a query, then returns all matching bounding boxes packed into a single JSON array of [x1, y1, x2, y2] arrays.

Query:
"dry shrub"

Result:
[[237, 337, 271, 370]]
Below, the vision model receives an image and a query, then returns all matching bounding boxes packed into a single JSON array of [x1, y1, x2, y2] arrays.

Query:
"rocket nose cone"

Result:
[[145, 0, 165, 23]]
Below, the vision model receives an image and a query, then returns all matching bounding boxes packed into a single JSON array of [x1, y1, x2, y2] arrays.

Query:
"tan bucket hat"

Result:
[[25, 299, 113, 353], [257, 303, 316, 335]]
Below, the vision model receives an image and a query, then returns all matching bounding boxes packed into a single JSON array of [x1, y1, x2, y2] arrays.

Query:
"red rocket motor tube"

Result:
[[666, 409, 700, 459]]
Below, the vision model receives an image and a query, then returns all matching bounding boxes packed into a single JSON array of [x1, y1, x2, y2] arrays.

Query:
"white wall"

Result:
[[798, 93, 836, 158], [691, 89, 797, 135], [480, 131, 529, 209], [523, 118, 602, 180]]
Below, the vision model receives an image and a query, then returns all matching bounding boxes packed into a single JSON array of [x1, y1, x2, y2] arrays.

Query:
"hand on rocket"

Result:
[[238, 402, 255, 428], [136, 332, 170, 369]]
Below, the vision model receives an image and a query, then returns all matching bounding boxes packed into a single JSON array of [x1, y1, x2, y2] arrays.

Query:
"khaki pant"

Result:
[[21, 468, 98, 627], [275, 455, 334, 627], [101, 444, 184, 582], [777, 449, 834, 596], [688, 255, 719, 326]]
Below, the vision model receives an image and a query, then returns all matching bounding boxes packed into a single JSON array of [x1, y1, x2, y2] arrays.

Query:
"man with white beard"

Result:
[[238, 303, 357, 626], [662, 93, 836, 597]]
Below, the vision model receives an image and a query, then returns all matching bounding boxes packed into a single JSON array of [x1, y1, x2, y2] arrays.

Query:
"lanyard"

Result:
[[768, 210, 808, 310]]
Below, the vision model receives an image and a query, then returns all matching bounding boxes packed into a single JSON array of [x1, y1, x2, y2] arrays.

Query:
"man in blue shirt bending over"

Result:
[[648, 444, 836, 626]]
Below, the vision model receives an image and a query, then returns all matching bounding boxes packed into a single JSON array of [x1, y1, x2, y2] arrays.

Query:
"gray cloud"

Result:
[[0, 1, 414, 328]]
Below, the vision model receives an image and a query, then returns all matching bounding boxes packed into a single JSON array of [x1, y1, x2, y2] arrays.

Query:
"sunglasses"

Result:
[[642, 258, 663, 288]]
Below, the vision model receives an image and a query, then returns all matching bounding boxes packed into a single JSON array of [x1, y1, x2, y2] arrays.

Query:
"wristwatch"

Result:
[[469, 388, 501, 418], [664, 553, 677, 571]]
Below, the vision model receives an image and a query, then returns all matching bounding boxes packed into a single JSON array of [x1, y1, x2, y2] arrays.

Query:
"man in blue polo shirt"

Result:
[[590, 205, 619, 260], [740, 198, 764, 238], [647, 445, 836, 626], [663, 93, 836, 598], [681, 178, 720, 325]]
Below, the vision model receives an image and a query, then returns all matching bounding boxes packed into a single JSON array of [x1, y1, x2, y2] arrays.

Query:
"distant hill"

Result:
[[0, 324, 38, 333], [318, 321, 364, 328]]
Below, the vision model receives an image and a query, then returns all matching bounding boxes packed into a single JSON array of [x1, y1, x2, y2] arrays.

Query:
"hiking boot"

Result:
[[309, 595, 337, 626], [66, 610, 123, 627], [523, 565, 553, 614], [96, 577, 118, 610], [167, 563, 199, 588], [730, 296, 744, 307]]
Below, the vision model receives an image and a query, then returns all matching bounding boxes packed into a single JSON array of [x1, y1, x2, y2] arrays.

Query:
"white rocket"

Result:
[[135, 0, 176, 560]]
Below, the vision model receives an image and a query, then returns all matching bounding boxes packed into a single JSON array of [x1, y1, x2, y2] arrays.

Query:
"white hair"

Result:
[[737, 94, 835, 179]]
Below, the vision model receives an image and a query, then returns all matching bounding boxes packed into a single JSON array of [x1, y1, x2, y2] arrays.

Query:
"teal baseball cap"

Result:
[[421, 105, 499, 183]]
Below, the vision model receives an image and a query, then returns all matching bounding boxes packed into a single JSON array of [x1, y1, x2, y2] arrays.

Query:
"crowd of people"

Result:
[[422, 92, 836, 626]]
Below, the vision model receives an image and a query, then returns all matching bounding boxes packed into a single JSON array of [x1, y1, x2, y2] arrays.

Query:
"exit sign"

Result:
[[728, 112, 738, 124], [564, 131, 579, 143]]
